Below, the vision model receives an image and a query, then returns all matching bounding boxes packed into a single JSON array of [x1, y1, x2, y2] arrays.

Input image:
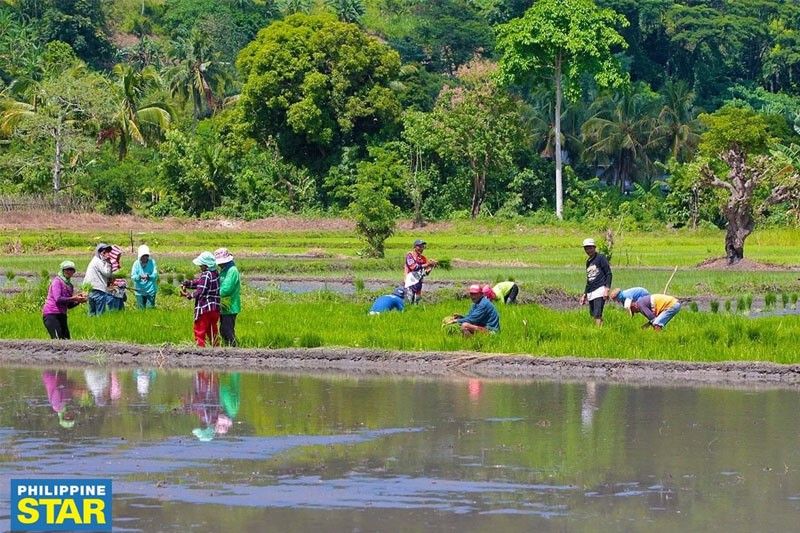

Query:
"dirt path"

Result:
[[2, 340, 799, 389]]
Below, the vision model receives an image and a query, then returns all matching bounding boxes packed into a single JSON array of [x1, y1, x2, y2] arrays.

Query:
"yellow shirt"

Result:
[[652, 294, 678, 315]]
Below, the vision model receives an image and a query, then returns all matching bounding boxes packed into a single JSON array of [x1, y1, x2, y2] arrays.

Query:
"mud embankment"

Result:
[[2, 339, 800, 388]]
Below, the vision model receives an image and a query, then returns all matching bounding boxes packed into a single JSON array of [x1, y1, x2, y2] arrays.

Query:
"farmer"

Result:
[[84, 243, 115, 316], [369, 287, 406, 315], [180, 251, 221, 347], [444, 284, 500, 336], [42, 370, 81, 429], [131, 244, 158, 309], [579, 238, 612, 326], [404, 239, 437, 304], [215, 247, 241, 347], [42, 261, 87, 340], [630, 294, 682, 331], [609, 287, 650, 312], [483, 280, 520, 304]]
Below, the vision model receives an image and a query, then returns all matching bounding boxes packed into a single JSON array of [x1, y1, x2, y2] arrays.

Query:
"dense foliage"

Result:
[[2, 0, 800, 252]]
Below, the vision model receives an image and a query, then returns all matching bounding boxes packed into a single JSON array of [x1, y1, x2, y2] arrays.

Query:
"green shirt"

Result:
[[218, 264, 241, 315], [492, 281, 516, 304]]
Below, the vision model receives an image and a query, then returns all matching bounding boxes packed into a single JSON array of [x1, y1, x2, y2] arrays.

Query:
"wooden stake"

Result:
[[663, 266, 678, 295]]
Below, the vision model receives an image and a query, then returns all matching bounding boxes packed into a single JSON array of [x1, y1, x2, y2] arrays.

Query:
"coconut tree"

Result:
[[101, 63, 174, 160], [165, 31, 232, 119], [581, 87, 660, 190], [655, 79, 701, 162]]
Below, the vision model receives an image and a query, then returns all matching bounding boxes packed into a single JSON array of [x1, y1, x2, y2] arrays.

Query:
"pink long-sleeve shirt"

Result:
[[42, 276, 76, 315]]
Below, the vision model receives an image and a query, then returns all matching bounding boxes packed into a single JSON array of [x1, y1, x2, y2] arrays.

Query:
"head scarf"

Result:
[[58, 260, 76, 286]]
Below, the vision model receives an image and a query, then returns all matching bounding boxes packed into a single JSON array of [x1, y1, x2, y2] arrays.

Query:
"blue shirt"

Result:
[[457, 296, 500, 332], [369, 295, 405, 313], [131, 259, 158, 296], [615, 287, 649, 304]]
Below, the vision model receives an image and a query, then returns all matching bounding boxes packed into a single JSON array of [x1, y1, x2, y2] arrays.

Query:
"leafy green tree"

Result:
[[582, 84, 660, 189], [432, 59, 528, 218], [278, 0, 311, 15], [39, 0, 113, 67], [401, 110, 438, 227], [325, 0, 365, 24], [237, 13, 402, 171], [0, 64, 114, 192], [698, 106, 799, 263], [497, 0, 629, 219], [166, 31, 232, 119], [100, 64, 174, 160], [349, 161, 400, 258]]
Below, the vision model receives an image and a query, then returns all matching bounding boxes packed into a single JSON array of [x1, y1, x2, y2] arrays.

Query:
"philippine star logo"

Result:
[[10, 479, 112, 532]]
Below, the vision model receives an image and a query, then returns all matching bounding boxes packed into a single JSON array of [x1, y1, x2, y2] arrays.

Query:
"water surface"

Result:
[[1, 367, 799, 531]]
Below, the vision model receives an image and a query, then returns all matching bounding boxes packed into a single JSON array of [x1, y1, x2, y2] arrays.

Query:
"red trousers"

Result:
[[193, 310, 220, 347]]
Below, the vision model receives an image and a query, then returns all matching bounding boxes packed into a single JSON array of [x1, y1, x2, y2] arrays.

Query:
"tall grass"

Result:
[[1, 293, 798, 364]]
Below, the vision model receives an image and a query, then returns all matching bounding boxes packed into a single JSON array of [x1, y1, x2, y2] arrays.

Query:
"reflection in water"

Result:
[[2, 368, 800, 532]]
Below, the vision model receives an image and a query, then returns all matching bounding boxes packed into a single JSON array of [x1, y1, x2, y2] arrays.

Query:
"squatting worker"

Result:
[[609, 287, 650, 312], [215, 247, 241, 347], [181, 252, 221, 347], [484, 280, 519, 304], [579, 238, 612, 326], [404, 239, 437, 304], [630, 294, 682, 331], [42, 261, 87, 339], [131, 244, 159, 309], [369, 287, 406, 315], [445, 284, 500, 336], [84, 243, 115, 316]]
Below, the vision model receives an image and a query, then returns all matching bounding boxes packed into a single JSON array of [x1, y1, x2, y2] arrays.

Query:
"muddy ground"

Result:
[[2, 339, 800, 388]]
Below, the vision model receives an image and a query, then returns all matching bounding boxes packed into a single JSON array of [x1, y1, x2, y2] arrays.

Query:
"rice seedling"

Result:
[[737, 298, 747, 313], [725, 300, 732, 312], [710, 300, 719, 313], [5, 270, 15, 281], [354, 277, 365, 292], [782, 293, 790, 308], [745, 294, 754, 311], [690, 302, 699, 312], [765, 292, 777, 309]]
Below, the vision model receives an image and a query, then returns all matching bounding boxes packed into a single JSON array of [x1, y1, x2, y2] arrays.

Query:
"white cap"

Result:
[[582, 238, 596, 247], [137, 245, 151, 259]]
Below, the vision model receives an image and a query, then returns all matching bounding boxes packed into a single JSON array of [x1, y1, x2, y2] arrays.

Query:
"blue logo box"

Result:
[[10, 479, 112, 532]]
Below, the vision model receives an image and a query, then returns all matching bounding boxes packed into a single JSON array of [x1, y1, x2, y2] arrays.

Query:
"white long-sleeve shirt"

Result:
[[84, 256, 112, 292]]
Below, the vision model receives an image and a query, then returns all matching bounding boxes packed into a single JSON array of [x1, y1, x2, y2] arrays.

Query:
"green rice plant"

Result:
[[736, 298, 747, 313], [745, 294, 753, 310], [690, 302, 699, 312], [354, 277, 365, 292], [792, 293, 799, 307], [765, 292, 777, 309], [710, 300, 719, 313], [5, 270, 15, 281], [436, 258, 452, 270], [782, 293, 790, 308], [297, 333, 323, 348]]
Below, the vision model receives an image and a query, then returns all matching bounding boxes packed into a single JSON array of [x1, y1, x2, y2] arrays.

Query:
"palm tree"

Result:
[[165, 32, 231, 119], [279, 0, 312, 15], [102, 63, 174, 160], [582, 88, 660, 190], [655, 79, 701, 163]]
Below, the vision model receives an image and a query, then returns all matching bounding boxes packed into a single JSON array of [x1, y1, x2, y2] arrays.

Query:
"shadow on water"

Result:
[[2, 368, 800, 531]]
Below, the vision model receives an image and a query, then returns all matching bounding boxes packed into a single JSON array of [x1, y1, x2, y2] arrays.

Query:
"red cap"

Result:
[[482, 285, 496, 300], [468, 284, 482, 294]]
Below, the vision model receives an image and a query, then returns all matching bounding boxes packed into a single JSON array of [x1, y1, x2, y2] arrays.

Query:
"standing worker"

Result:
[[131, 245, 158, 309], [629, 294, 682, 331], [84, 243, 115, 316], [404, 239, 437, 304], [181, 252, 221, 347], [214, 248, 241, 347], [42, 261, 87, 339], [579, 238, 612, 326]]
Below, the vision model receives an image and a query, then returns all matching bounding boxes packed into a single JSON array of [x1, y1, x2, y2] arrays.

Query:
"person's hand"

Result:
[[179, 287, 189, 298], [579, 294, 587, 305], [603, 287, 610, 301], [140, 274, 148, 281]]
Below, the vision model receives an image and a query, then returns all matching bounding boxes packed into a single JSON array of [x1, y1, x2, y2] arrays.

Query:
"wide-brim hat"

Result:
[[582, 238, 596, 247], [214, 247, 234, 265], [192, 251, 217, 269], [137, 245, 151, 259]]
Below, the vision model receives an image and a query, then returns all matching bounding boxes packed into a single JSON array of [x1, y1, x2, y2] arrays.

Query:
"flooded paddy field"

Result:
[[2, 365, 800, 531]]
